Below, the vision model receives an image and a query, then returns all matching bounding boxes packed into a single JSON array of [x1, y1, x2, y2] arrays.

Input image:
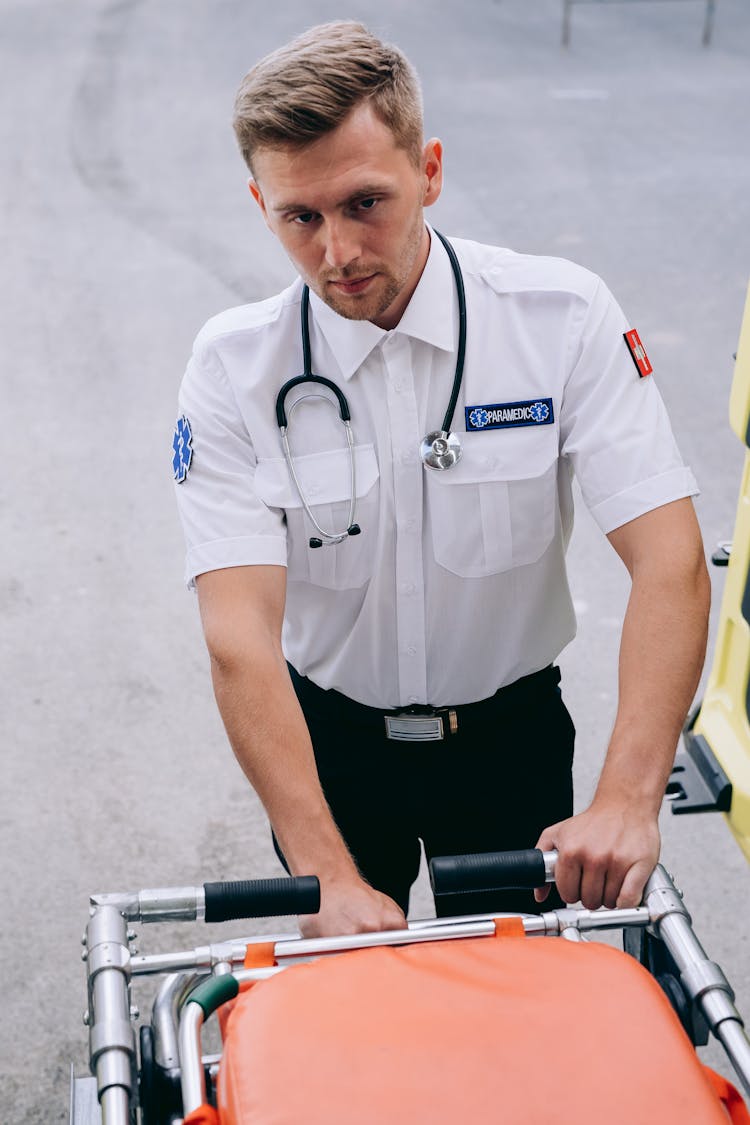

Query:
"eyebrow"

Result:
[[273, 184, 390, 215]]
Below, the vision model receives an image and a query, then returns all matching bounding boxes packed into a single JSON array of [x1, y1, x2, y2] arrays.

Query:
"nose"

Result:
[[323, 218, 361, 272]]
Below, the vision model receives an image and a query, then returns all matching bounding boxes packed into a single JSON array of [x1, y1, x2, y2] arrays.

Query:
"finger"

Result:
[[534, 823, 560, 853], [554, 854, 583, 906], [533, 823, 561, 902], [616, 861, 652, 908], [579, 859, 607, 911], [381, 903, 407, 930], [602, 867, 622, 910]]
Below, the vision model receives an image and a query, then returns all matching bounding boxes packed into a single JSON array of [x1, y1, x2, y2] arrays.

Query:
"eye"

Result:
[[356, 197, 378, 212], [292, 212, 318, 225]]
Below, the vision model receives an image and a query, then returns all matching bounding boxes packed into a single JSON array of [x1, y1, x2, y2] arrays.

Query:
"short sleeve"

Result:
[[560, 280, 698, 533], [174, 342, 288, 587]]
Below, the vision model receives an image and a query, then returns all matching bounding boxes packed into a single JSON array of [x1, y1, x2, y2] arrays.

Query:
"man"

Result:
[[173, 21, 709, 936]]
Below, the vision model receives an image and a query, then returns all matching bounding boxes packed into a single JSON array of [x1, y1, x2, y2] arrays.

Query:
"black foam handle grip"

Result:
[[203, 876, 320, 923], [429, 849, 547, 896]]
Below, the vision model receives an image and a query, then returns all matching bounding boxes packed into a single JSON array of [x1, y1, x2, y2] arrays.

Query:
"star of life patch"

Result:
[[465, 398, 555, 432], [623, 329, 653, 378], [172, 415, 193, 483]]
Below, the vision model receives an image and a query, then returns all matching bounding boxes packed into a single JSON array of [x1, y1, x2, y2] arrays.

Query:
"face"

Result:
[[249, 103, 443, 330]]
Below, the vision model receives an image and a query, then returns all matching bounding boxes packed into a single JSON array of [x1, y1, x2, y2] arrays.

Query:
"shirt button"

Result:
[[408, 696, 419, 704], [406, 645, 417, 657], [403, 582, 416, 595]]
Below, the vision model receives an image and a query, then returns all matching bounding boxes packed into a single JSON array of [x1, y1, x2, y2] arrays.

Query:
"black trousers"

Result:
[[277, 665, 575, 917]]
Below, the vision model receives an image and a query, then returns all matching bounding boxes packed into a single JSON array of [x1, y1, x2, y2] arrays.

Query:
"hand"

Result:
[[533, 799, 660, 910], [299, 873, 407, 938]]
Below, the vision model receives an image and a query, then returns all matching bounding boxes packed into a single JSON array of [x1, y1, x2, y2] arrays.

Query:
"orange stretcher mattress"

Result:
[[217, 932, 737, 1124]]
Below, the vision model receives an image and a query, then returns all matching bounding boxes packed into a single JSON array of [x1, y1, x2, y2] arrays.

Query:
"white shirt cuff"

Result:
[[588, 467, 699, 534], [185, 535, 288, 588]]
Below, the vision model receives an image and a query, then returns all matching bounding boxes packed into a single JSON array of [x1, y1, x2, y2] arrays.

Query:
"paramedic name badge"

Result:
[[465, 398, 555, 432], [623, 329, 653, 378], [172, 415, 193, 483]]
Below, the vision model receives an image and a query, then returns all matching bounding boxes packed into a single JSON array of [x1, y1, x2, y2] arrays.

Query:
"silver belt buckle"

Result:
[[384, 712, 444, 742]]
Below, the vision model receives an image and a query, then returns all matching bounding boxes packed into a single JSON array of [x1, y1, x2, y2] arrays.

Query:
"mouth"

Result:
[[327, 273, 378, 296]]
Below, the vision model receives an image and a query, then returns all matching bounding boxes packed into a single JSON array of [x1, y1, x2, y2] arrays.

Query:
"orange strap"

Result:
[[704, 1066, 750, 1123], [244, 941, 277, 969], [182, 1105, 220, 1125], [493, 917, 526, 938]]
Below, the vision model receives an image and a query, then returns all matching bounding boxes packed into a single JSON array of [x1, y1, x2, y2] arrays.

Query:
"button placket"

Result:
[[382, 335, 427, 705]]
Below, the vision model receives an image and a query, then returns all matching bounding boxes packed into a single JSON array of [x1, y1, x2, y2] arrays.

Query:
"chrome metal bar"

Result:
[[273, 920, 499, 959], [89, 886, 205, 923], [131, 935, 297, 976], [573, 906, 651, 932], [178, 1002, 206, 1116], [407, 912, 535, 930], [69, 1071, 101, 1125], [645, 866, 750, 1095], [133, 907, 650, 977], [100, 1086, 130, 1125], [85, 905, 135, 1122], [152, 973, 200, 1071], [132, 949, 214, 976], [139, 886, 205, 923], [717, 1022, 750, 1096]]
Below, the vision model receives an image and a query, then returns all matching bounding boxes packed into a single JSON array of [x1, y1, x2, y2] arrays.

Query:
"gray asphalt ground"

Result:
[[2, 0, 750, 1119]]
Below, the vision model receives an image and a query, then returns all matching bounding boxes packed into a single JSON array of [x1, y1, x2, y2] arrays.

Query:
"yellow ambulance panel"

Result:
[[675, 285, 750, 862]]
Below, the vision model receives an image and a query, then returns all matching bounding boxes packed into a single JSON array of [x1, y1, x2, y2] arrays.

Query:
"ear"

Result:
[[248, 179, 269, 224], [422, 138, 443, 208]]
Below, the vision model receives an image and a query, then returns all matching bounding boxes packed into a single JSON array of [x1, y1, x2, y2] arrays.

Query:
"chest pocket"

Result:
[[254, 444, 379, 589], [426, 429, 559, 578]]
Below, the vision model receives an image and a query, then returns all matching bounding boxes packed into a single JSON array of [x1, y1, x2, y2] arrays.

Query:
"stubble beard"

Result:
[[313, 211, 425, 323]]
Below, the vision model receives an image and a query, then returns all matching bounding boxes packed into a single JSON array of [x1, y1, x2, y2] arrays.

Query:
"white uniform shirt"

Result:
[[174, 231, 697, 709]]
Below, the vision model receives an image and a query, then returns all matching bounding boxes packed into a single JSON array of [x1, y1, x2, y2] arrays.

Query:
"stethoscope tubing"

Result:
[[274, 230, 466, 545], [433, 231, 467, 437], [279, 394, 357, 544]]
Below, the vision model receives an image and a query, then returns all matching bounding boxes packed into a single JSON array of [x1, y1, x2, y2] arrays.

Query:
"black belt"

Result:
[[288, 665, 561, 743]]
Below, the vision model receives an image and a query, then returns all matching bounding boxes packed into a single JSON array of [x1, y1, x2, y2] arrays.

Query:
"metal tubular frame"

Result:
[[77, 863, 750, 1123], [83, 904, 135, 1125], [644, 867, 750, 1095]]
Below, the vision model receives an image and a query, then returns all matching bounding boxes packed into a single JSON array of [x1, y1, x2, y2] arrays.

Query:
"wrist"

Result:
[[594, 730, 677, 817], [592, 772, 665, 819], [279, 821, 360, 885]]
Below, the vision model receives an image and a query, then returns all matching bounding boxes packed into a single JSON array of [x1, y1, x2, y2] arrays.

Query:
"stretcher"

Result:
[[70, 851, 750, 1124]]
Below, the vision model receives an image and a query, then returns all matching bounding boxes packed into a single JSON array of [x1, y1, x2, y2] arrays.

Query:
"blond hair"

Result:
[[233, 22, 424, 173]]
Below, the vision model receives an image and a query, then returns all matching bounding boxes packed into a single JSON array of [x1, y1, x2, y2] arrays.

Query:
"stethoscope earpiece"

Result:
[[309, 524, 359, 548], [276, 231, 467, 548]]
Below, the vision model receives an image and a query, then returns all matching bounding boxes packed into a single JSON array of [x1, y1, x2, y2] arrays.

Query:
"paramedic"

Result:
[[173, 22, 710, 937]]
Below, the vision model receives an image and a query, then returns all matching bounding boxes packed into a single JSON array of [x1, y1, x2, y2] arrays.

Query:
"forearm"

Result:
[[210, 643, 358, 881], [595, 549, 710, 814]]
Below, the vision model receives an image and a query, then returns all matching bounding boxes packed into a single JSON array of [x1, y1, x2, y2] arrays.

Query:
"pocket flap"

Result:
[[429, 428, 558, 486], [255, 444, 379, 508]]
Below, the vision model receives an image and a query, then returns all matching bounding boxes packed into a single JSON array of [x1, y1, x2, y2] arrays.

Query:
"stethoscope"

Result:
[[275, 230, 467, 548]]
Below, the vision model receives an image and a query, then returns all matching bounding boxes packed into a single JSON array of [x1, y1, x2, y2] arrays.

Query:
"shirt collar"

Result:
[[307, 225, 458, 382]]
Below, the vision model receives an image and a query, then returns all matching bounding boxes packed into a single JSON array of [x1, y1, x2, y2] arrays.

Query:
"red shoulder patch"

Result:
[[623, 329, 653, 378]]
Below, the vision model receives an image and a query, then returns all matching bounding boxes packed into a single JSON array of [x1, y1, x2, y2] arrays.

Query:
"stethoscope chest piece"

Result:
[[421, 430, 463, 470]]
